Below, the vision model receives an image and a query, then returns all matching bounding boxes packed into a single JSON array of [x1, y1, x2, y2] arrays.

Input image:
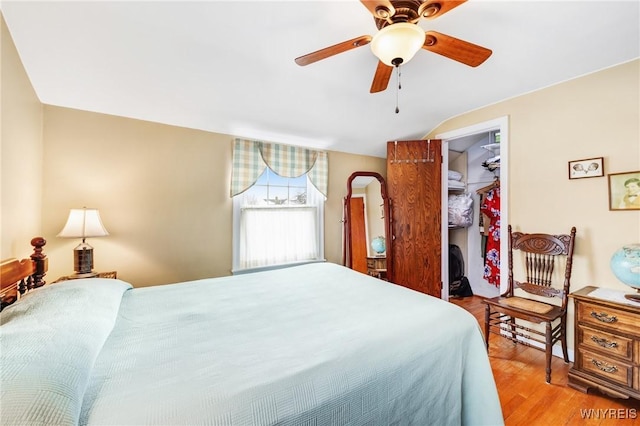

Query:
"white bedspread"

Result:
[[78, 262, 503, 425]]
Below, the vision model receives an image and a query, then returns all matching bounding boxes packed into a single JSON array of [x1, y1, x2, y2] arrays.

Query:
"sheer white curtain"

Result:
[[240, 207, 317, 269], [233, 176, 325, 272]]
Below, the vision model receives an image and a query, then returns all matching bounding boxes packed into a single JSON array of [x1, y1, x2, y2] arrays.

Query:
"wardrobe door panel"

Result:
[[387, 140, 442, 297]]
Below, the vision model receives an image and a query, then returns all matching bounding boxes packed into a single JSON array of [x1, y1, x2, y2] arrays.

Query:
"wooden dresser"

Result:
[[569, 286, 640, 400]]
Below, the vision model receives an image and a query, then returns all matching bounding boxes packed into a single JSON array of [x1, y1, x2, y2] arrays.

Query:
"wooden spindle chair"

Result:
[[483, 225, 577, 383]]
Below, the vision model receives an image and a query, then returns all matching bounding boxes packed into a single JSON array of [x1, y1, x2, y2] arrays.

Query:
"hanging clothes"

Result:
[[480, 185, 501, 287], [476, 179, 499, 234], [477, 192, 492, 236], [476, 179, 499, 261]]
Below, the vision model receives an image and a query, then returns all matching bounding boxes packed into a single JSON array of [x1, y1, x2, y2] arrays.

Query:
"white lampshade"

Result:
[[370, 23, 426, 67], [57, 208, 109, 239], [57, 208, 109, 277]]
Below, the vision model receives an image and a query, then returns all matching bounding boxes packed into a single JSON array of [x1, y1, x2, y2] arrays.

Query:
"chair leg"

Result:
[[484, 305, 490, 350], [560, 317, 569, 363], [509, 317, 516, 344], [545, 322, 552, 383]]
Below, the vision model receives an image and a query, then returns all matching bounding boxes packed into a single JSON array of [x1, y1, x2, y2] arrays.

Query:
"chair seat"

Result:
[[483, 296, 563, 321]]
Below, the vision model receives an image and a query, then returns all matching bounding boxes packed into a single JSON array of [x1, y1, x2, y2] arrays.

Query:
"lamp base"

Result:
[[73, 242, 95, 276], [70, 272, 98, 279]]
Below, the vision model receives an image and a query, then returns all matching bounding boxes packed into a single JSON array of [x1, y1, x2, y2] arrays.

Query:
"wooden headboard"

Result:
[[0, 237, 48, 311]]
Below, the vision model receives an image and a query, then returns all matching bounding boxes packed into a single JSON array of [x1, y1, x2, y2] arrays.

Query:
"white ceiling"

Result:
[[2, 1, 639, 158]]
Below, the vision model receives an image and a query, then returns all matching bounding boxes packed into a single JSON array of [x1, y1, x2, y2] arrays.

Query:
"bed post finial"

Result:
[[30, 237, 47, 289]]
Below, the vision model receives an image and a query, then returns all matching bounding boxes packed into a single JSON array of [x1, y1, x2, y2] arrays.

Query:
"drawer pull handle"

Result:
[[591, 335, 618, 349], [590, 311, 617, 323], [591, 359, 618, 374]]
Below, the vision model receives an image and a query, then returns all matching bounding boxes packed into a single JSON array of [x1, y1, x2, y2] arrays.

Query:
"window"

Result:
[[232, 168, 325, 273], [230, 138, 328, 273]]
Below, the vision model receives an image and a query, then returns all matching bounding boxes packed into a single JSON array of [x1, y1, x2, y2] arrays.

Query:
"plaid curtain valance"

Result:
[[231, 138, 328, 197]]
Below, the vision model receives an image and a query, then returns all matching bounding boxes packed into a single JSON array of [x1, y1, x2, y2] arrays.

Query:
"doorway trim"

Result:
[[436, 116, 510, 300]]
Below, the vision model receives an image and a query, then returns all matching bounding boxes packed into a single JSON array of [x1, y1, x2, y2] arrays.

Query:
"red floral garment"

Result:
[[480, 187, 500, 287]]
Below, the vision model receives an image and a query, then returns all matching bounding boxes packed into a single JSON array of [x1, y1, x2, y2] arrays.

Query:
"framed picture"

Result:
[[608, 170, 640, 210], [568, 157, 604, 179]]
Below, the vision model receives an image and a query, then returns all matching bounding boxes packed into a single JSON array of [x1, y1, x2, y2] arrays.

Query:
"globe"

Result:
[[371, 236, 386, 254], [610, 244, 640, 301]]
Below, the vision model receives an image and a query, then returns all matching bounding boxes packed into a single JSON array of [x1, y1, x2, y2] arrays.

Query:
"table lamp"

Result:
[[57, 207, 109, 277]]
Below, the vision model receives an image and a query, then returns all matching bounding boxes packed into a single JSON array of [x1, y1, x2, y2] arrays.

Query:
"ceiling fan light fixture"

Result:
[[374, 5, 391, 19], [370, 23, 426, 67]]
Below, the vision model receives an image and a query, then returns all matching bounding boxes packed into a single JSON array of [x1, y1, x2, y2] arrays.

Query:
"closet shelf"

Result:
[[481, 143, 501, 154]]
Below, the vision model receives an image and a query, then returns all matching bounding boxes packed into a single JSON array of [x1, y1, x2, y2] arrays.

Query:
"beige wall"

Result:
[[1, 15, 44, 259], [427, 59, 640, 294], [40, 106, 385, 286]]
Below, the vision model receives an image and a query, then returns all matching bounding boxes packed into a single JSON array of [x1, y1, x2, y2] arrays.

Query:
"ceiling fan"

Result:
[[295, 0, 492, 94]]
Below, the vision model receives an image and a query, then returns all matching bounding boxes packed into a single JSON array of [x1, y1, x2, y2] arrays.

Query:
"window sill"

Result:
[[231, 259, 327, 275]]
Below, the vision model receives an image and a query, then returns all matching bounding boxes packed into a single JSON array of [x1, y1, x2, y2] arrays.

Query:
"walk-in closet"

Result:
[[447, 130, 502, 298]]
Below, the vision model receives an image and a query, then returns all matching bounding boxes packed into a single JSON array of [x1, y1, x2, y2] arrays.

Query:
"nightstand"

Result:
[[53, 271, 117, 283], [568, 286, 640, 400]]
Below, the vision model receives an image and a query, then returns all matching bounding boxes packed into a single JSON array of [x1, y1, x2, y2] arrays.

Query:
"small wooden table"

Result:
[[366, 256, 387, 280], [53, 271, 117, 283]]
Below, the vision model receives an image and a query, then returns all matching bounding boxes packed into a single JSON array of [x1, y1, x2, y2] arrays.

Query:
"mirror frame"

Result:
[[343, 171, 392, 280]]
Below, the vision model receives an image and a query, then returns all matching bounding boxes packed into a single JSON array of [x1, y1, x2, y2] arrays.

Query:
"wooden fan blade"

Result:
[[295, 35, 372, 66], [418, 1, 466, 20], [360, 0, 396, 20], [370, 61, 393, 93], [423, 31, 492, 67]]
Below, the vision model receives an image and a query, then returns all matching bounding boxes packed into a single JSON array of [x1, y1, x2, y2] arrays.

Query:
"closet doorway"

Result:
[[436, 117, 509, 300]]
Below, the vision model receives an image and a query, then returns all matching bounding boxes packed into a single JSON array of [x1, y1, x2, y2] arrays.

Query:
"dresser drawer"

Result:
[[577, 301, 639, 337], [578, 348, 633, 387], [577, 324, 633, 361], [366, 257, 386, 270]]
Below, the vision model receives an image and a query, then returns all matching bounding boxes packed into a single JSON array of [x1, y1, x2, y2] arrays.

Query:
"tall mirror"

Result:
[[343, 171, 392, 281]]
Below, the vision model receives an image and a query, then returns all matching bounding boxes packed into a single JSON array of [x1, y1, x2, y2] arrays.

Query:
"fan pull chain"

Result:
[[395, 65, 402, 114]]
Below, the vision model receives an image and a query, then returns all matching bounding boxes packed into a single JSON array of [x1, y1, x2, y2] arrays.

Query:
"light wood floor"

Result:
[[449, 295, 640, 426]]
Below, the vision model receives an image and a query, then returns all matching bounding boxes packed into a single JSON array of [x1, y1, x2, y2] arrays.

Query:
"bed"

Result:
[[1, 237, 503, 426]]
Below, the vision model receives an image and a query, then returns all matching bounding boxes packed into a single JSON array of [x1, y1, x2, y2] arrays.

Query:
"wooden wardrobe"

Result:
[[387, 140, 443, 297]]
